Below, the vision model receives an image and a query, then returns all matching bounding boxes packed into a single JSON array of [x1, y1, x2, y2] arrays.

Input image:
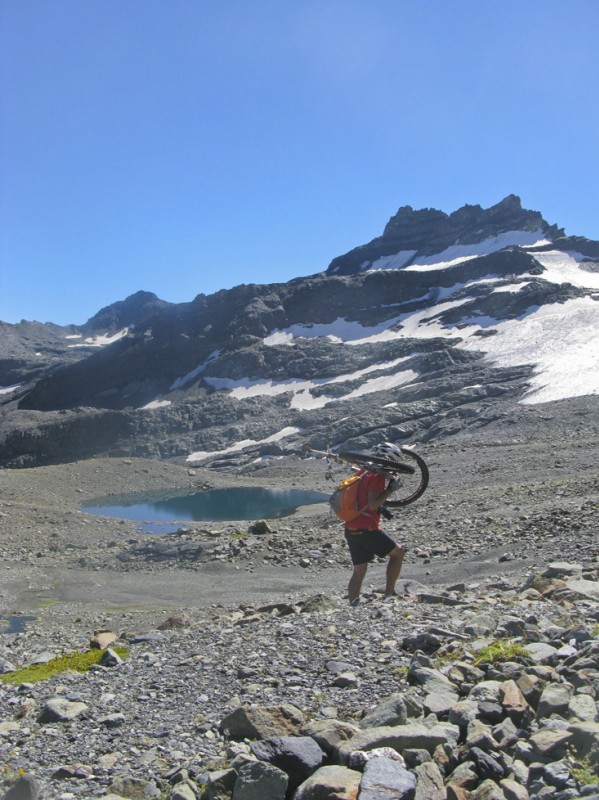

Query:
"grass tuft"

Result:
[[473, 640, 527, 666], [0, 647, 128, 685]]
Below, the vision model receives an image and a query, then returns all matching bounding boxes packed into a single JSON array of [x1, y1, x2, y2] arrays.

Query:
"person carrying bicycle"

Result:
[[344, 443, 406, 606]]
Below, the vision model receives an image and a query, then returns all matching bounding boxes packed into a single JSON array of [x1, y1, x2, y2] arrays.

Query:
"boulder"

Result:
[[359, 755, 416, 800], [37, 697, 88, 724], [250, 736, 325, 795], [293, 765, 361, 800], [232, 759, 288, 800], [220, 703, 304, 740]]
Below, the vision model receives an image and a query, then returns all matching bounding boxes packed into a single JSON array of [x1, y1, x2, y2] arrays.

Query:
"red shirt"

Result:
[[346, 471, 386, 530]]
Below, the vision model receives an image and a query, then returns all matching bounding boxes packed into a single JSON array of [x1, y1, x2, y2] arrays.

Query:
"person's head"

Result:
[[373, 442, 404, 463]]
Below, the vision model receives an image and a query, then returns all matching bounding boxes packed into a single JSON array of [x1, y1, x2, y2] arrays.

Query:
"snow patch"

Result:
[[203, 356, 417, 410], [187, 426, 301, 463], [460, 296, 599, 404], [67, 329, 128, 348], [263, 331, 295, 346], [170, 350, 222, 390], [140, 399, 172, 410], [367, 250, 417, 271], [532, 251, 599, 290], [387, 230, 550, 273], [0, 383, 21, 396]]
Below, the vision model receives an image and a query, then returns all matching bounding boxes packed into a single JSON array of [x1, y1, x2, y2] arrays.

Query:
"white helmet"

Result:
[[373, 442, 403, 461]]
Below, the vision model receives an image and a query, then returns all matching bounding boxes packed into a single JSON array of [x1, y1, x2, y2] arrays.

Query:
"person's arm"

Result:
[[366, 478, 400, 509]]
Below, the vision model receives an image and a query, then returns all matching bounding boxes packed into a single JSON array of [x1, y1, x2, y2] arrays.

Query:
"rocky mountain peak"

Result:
[[81, 290, 172, 335], [327, 195, 564, 276]]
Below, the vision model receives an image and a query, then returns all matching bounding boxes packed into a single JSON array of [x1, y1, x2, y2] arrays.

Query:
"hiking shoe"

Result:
[[349, 597, 360, 608]]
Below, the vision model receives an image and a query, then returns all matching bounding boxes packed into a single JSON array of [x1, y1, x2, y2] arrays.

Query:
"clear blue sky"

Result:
[[1, 0, 598, 326]]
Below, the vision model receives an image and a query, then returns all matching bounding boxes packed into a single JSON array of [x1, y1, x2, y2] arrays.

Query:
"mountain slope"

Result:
[[1, 195, 598, 468]]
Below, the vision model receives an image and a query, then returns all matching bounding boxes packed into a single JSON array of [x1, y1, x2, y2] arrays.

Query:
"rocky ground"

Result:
[[0, 398, 598, 799]]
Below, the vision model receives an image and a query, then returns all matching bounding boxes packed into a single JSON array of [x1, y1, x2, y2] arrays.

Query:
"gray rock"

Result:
[[567, 720, 599, 765], [99, 712, 126, 728], [469, 746, 506, 781], [170, 783, 197, 800], [325, 660, 359, 675], [424, 691, 458, 717], [468, 680, 503, 704], [336, 723, 451, 764], [109, 775, 161, 799], [522, 641, 560, 665], [204, 768, 237, 800], [333, 671, 358, 688], [463, 614, 496, 637], [499, 777, 530, 800], [360, 693, 408, 728], [300, 719, 360, 756], [529, 728, 573, 758], [561, 578, 599, 600], [413, 761, 445, 800], [0, 657, 16, 674], [219, 703, 304, 740], [543, 562, 583, 578], [449, 700, 479, 732], [537, 682, 573, 719], [471, 779, 506, 799], [293, 765, 361, 800], [232, 759, 288, 800], [567, 693, 598, 722], [37, 697, 88, 723], [250, 736, 325, 795], [100, 647, 124, 667], [347, 748, 406, 771], [408, 660, 458, 699], [359, 755, 417, 800], [1, 774, 39, 800]]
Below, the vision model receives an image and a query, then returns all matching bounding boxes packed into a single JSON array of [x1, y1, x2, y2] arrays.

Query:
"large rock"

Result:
[[1, 775, 39, 800], [300, 719, 360, 756], [336, 723, 452, 764], [413, 761, 445, 800], [37, 697, 88, 724], [293, 765, 361, 800], [359, 693, 408, 729], [219, 703, 305, 740], [568, 720, 599, 765], [250, 736, 326, 795], [358, 755, 416, 800], [108, 775, 161, 799], [232, 759, 288, 800]]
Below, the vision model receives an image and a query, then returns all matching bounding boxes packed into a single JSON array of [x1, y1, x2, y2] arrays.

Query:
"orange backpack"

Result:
[[329, 472, 366, 522]]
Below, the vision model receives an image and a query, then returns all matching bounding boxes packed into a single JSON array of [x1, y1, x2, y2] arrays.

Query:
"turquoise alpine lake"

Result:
[[82, 487, 328, 532]]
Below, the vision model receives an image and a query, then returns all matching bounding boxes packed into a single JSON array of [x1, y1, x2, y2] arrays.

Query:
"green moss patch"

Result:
[[0, 646, 129, 685], [473, 640, 527, 666]]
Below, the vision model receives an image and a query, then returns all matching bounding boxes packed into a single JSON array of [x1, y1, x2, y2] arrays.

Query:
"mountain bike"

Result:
[[303, 444, 429, 507]]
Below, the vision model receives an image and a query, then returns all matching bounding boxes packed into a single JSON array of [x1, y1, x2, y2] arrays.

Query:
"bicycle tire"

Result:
[[337, 448, 429, 507], [337, 451, 415, 475], [385, 448, 429, 507]]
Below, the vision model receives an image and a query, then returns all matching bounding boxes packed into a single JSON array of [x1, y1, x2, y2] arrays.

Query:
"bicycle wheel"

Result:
[[337, 451, 415, 475], [337, 449, 429, 507], [385, 448, 429, 507]]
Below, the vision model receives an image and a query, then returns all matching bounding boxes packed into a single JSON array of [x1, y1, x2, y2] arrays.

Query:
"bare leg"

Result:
[[384, 545, 405, 597], [348, 562, 368, 603]]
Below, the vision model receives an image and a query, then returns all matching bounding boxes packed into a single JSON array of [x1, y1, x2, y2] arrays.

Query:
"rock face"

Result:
[[327, 195, 564, 275], [1, 195, 598, 468]]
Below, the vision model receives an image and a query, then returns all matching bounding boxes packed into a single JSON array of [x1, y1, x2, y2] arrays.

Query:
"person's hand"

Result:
[[387, 479, 401, 493]]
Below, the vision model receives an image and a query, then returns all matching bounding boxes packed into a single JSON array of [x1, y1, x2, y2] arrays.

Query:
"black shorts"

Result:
[[344, 528, 397, 565]]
